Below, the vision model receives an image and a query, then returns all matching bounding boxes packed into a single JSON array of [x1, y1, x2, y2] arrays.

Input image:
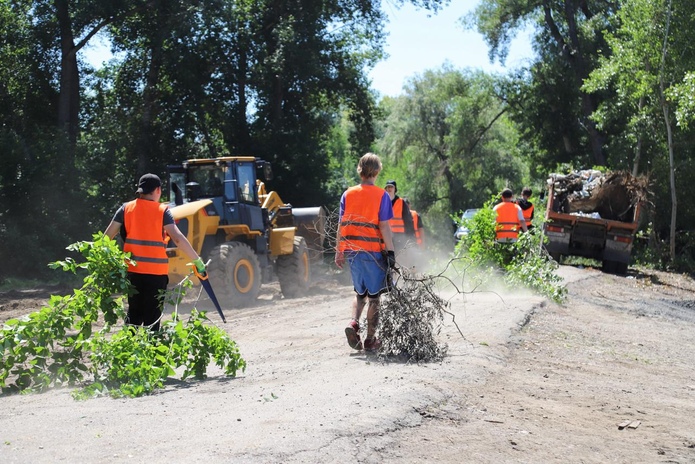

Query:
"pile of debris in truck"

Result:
[[547, 169, 650, 222]]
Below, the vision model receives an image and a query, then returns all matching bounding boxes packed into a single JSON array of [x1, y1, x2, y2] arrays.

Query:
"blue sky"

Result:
[[370, 1, 535, 97]]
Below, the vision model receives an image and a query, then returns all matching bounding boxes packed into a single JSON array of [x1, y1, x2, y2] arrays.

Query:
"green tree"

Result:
[[584, 0, 695, 262], [468, 0, 617, 167], [377, 66, 526, 248], [1, 0, 451, 280], [86, 0, 394, 207]]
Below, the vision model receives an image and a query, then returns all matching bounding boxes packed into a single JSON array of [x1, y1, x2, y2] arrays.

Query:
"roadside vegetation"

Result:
[[0, 235, 245, 398], [453, 200, 567, 304], [3, 0, 695, 280]]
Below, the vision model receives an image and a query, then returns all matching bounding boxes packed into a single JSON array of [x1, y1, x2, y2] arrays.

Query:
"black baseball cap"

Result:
[[136, 173, 162, 194], [385, 180, 398, 192]]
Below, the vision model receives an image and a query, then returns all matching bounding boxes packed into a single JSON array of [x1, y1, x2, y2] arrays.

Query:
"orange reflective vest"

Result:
[[338, 185, 386, 253], [123, 199, 170, 275], [411, 210, 423, 245], [389, 198, 405, 234], [493, 201, 522, 242], [520, 202, 534, 227]]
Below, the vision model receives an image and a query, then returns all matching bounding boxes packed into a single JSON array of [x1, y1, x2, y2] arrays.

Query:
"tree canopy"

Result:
[[5, 0, 695, 278]]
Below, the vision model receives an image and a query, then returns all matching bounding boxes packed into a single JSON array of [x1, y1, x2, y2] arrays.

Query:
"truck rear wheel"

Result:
[[277, 237, 310, 299], [602, 260, 616, 274], [615, 261, 628, 275], [602, 259, 628, 275], [208, 241, 262, 308]]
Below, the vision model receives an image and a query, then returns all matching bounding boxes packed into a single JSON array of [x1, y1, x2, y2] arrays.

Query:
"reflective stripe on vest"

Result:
[[494, 202, 521, 241], [123, 199, 169, 275], [338, 185, 385, 253], [389, 198, 405, 234], [411, 210, 423, 245]]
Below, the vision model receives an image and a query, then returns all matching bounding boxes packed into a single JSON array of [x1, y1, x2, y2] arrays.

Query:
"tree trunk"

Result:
[[632, 96, 645, 176], [138, 23, 165, 175], [55, 0, 80, 150], [659, 0, 676, 262], [663, 101, 676, 261], [543, 1, 606, 166], [55, 1, 115, 150]]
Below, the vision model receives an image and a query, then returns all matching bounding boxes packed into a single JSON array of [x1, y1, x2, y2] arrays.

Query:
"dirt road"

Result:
[[1, 264, 695, 463]]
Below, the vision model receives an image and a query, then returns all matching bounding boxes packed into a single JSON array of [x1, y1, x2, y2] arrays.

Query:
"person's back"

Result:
[[339, 184, 386, 254], [494, 188, 527, 243], [384, 181, 415, 271], [335, 153, 395, 353], [516, 187, 534, 229], [105, 173, 206, 331]]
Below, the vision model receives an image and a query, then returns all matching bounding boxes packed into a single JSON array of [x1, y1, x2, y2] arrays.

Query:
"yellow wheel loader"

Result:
[[165, 157, 326, 307]]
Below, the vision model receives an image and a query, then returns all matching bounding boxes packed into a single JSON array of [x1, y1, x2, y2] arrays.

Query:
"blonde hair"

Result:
[[357, 153, 382, 179]]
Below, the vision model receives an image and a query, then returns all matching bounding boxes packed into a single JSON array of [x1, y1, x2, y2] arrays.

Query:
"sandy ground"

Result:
[[1, 263, 694, 463]]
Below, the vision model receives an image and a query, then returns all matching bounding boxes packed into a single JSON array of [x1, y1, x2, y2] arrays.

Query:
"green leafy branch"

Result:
[[1, 234, 245, 398], [454, 198, 567, 303]]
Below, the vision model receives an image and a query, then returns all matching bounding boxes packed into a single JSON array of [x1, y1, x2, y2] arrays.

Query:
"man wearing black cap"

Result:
[[104, 173, 206, 331], [384, 180, 415, 262]]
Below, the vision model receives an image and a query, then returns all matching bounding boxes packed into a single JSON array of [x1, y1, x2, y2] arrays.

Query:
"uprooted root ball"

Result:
[[377, 270, 448, 362]]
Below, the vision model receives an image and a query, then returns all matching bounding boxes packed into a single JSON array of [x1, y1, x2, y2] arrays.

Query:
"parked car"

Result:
[[454, 208, 480, 241]]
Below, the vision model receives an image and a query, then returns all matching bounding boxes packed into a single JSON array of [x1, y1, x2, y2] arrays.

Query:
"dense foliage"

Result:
[[4, 0, 695, 278], [454, 201, 567, 303], [0, 0, 449, 281], [0, 235, 245, 398]]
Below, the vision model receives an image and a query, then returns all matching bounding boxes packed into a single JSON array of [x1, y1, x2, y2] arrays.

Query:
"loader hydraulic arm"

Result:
[[261, 191, 289, 227]]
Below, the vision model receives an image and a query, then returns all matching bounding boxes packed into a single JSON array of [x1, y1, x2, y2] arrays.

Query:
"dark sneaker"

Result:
[[363, 337, 381, 353], [345, 320, 362, 350]]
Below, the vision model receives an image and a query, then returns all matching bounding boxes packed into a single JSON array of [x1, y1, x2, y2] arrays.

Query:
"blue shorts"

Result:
[[346, 251, 388, 298]]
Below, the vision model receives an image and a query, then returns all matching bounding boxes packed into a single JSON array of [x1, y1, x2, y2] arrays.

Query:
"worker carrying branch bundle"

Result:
[[493, 188, 527, 243], [335, 153, 396, 353]]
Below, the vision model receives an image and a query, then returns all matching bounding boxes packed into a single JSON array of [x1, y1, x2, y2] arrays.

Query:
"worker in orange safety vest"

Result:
[[335, 153, 396, 353], [516, 186, 534, 230], [493, 188, 528, 243], [105, 173, 206, 331], [410, 209, 424, 247], [384, 180, 416, 254]]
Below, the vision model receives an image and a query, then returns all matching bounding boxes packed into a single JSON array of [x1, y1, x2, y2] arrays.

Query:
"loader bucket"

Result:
[[293, 206, 327, 268]]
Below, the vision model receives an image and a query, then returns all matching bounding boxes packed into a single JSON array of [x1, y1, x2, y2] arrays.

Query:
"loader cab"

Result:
[[167, 157, 266, 231]]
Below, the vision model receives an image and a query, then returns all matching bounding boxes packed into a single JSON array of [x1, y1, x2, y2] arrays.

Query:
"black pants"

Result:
[[127, 273, 169, 331]]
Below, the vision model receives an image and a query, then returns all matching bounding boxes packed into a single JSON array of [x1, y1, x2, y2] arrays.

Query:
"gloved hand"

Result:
[[385, 250, 396, 269], [193, 257, 206, 274]]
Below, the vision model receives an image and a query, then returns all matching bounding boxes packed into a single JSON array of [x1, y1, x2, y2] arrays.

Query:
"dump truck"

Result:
[[543, 170, 646, 274], [165, 156, 326, 307]]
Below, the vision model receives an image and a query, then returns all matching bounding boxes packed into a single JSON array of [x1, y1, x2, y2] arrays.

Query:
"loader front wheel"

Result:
[[209, 241, 262, 308], [277, 237, 310, 299]]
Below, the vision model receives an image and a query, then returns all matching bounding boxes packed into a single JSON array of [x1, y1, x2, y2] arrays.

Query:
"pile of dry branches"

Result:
[[377, 268, 449, 363], [323, 206, 452, 363], [549, 170, 650, 221]]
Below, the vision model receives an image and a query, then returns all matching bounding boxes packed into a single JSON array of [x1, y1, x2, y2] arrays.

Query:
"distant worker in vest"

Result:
[[408, 205, 425, 248], [384, 180, 416, 257], [335, 153, 396, 353], [104, 173, 206, 331], [407, 201, 427, 272], [493, 188, 528, 243], [516, 187, 534, 230]]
